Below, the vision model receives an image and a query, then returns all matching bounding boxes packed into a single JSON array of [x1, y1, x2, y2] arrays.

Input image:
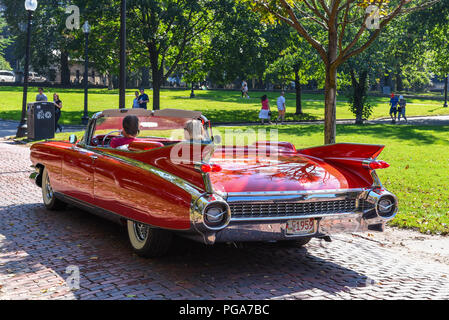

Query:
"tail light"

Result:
[[367, 160, 390, 170], [200, 163, 222, 173]]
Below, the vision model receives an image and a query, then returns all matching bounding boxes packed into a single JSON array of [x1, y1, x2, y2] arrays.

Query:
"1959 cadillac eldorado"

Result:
[[30, 108, 398, 257]]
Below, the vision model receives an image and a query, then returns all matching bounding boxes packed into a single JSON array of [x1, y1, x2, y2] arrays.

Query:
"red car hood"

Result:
[[209, 152, 353, 194]]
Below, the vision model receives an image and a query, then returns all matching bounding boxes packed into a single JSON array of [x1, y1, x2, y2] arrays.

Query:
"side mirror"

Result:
[[69, 134, 77, 144], [213, 135, 222, 145]]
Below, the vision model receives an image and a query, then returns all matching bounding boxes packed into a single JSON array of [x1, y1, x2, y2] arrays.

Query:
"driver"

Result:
[[110, 115, 140, 148]]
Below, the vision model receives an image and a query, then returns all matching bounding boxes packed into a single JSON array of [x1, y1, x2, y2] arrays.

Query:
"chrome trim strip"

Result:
[[225, 188, 367, 198], [229, 211, 362, 222], [89, 148, 204, 197]]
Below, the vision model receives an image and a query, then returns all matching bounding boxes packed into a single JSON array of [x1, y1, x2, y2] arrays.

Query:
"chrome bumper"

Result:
[[188, 188, 398, 245], [214, 212, 384, 243]]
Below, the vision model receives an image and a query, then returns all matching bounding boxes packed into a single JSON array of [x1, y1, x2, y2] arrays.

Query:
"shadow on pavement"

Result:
[[0, 202, 374, 299]]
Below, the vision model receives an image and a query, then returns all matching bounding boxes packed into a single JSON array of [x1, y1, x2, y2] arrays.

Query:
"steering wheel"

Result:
[[102, 130, 123, 147]]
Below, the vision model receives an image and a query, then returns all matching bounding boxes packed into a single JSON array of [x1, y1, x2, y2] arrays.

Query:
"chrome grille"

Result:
[[229, 199, 358, 218]]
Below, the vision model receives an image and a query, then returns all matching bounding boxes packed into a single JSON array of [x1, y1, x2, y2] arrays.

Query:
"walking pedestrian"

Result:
[[389, 92, 399, 123], [53, 93, 63, 132], [242, 80, 249, 99], [36, 87, 48, 102], [397, 95, 407, 123], [259, 95, 272, 124], [132, 91, 140, 108], [276, 91, 286, 124], [138, 88, 150, 110]]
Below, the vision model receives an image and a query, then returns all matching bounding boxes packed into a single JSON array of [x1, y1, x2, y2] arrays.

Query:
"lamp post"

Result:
[[16, 0, 38, 138], [81, 21, 90, 125]]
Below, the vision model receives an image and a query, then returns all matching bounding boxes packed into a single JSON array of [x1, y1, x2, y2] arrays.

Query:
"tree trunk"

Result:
[[152, 71, 161, 110], [324, 25, 338, 145], [444, 75, 448, 108], [60, 51, 70, 86], [107, 73, 114, 90], [295, 70, 302, 115], [190, 82, 195, 98], [396, 72, 403, 92], [324, 66, 337, 144], [351, 70, 368, 125], [148, 43, 161, 110], [141, 67, 150, 87]]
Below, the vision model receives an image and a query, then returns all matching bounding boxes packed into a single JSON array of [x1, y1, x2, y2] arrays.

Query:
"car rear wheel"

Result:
[[41, 167, 66, 210], [127, 220, 172, 257], [277, 236, 312, 248]]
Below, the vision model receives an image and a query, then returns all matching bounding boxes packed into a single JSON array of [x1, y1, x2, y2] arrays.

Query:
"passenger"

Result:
[[184, 119, 205, 141], [110, 115, 140, 148]]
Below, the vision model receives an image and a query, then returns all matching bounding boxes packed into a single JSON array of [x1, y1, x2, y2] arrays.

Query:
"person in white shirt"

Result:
[[276, 91, 286, 124], [36, 87, 48, 102], [241, 80, 249, 98]]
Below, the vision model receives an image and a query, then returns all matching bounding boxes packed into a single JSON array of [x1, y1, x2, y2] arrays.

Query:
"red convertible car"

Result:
[[30, 108, 398, 257]]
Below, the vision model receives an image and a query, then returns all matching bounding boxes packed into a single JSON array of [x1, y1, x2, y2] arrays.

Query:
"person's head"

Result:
[[261, 95, 267, 102], [139, 88, 145, 95], [391, 93, 395, 98], [184, 119, 204, 141], [38, 88, 44, 94], [122, 115, 140, 138], [53, 93, 59, 101], [281, 91, 285, 96], [399, 95, 404, 100], [135, 91, 139, 98]]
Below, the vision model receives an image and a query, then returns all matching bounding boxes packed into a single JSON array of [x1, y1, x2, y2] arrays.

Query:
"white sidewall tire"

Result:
[[127, 220, 148, 250], [41, 167, 66, 210], [42, 168, 54, 207], [126, 220, 173, 257]]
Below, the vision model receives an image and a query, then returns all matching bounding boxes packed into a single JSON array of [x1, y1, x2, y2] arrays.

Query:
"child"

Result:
[[259, 95, 272, 124], [397, 95, 407, 123]]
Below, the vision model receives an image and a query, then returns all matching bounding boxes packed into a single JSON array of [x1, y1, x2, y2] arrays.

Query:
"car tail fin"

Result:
[[298, 143, 385, 160]]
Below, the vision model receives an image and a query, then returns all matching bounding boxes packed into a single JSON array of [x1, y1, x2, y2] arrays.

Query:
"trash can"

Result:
[[27, 102, 55, 140]]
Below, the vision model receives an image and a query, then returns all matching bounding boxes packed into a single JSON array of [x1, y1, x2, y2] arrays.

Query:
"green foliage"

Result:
[[345, 85, 374, 120], [264, 34, 323, 88], [207, 1, 291, 85]]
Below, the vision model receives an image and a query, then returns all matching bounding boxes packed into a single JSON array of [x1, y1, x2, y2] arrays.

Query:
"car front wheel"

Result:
[[41, 167, 66, 210], [127, 220, 172, 257]]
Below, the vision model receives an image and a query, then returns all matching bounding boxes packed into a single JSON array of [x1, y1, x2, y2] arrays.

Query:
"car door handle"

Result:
[[90, 155, 98, 160]]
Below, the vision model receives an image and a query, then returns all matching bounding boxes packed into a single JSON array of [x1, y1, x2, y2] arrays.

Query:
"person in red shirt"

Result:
[[110, 115, 140, 148], [258, 95, 272, 125]]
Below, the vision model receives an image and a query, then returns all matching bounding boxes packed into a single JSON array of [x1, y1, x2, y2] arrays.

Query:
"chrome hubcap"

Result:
[[133, 223, 149, 242], [45, 174, 53, 200]]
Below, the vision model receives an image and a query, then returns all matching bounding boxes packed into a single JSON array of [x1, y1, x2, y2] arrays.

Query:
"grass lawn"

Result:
[[1, 86, 449, 125], [45, 123, 449, 235]]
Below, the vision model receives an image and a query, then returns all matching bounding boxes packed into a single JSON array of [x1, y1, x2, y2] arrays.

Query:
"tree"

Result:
[[71, 0, 123, 89], [0, 0, 77, 84], [250, 0, 439, 144], [206, 1, 291, 88], [0, 11, 12, 70], [180, 33, 212, 98], [127, 0, 230, 110], [264, 34, 323, 114]]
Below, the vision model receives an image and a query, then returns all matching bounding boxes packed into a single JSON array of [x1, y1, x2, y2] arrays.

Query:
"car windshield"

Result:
[[92, 114, 211, 143]]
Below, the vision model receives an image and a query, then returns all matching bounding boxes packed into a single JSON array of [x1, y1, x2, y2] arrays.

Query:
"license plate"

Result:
[[286, 218, 315, 235]]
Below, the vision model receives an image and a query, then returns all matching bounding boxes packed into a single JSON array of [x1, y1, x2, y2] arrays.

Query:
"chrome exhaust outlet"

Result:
[[363, 189, 398, 225]]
